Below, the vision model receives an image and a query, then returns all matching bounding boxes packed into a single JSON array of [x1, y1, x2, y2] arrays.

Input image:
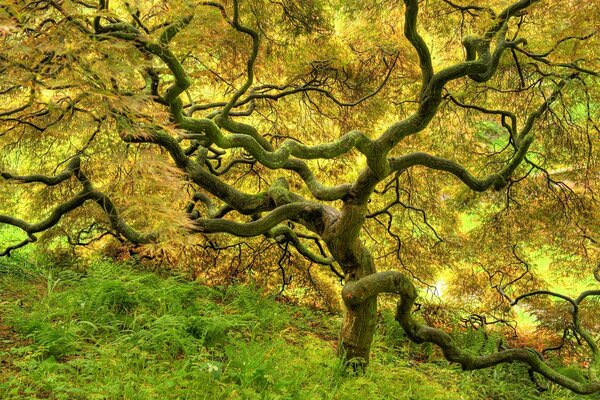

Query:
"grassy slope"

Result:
[[0, 255, 596, 400]]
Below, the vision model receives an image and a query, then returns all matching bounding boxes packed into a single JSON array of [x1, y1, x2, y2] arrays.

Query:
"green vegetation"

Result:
[[1, 0, 600, 396], [0, 254, 596, 399]]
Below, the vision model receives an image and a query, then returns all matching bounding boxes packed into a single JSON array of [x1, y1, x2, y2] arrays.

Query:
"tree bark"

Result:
[[323, 202, 378, 367], [337, 243, 377, 366]]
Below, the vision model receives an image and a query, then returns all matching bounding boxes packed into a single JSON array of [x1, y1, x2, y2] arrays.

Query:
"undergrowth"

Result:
[[0, 254, 597, 399]]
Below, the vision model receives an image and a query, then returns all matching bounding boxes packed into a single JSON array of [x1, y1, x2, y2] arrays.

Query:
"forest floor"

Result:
[[0, 254, 596, 400]]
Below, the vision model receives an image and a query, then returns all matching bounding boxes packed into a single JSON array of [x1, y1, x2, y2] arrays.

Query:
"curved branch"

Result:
[[342, 270, 416, 306], [515, 49, 599, 77], [180, 116, 376, 169], [1, 156, 81, 185], [187, 167, 279, 215], [193, 202, 324, 237], [342, 270, 600, 395], [220, 0, 259, 118], [0, 159, 157, 256], [389, 152, 507, 191], [281, 159, 352, 201], [511, 285, 600, 367], [485, 0, 540, 41], [200, 1, 229, 21], [0, 95, 33, 117], [87, 189, 157, 244], [267, 225, 336, 267], [524, 32, 596, 59], [0, 189, 92, 250], [178, 117, 355, 201], [0, 186, 156, 253], [377, 0, 540, 152], [512, 290, 577, 308], [403, 0, 433, 88], [117, 120, 189, 168], [389, 76, 574, 191], [445, 93, 517, 142], [159, 15, 193, 45], [187, 51, 399, 117], [441, 0, 496, 17], [0, 234, 36, 257]]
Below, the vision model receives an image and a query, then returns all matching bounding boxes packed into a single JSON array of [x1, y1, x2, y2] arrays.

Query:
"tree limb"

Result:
[[194, 202, 324, 237], [342, 270, 600, 395]]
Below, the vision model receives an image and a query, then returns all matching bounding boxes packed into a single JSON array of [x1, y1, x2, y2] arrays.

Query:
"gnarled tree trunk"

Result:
[[322, 201, 378, 367], [336, 244, 377, 366]]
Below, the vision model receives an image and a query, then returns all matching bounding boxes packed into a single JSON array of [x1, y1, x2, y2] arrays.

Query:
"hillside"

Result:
[[0, 255, 595, 400]]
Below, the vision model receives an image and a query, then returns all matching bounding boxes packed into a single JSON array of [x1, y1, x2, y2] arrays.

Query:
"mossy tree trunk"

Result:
[[321, 200, 379, 367]]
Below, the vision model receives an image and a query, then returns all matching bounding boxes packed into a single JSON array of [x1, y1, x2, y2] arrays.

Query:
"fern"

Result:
[[186, 315, 232, 347], [132, 314, 198, 357]]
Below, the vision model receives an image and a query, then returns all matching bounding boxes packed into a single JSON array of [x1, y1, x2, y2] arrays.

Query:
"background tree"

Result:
[[1, 0, 599, 394]]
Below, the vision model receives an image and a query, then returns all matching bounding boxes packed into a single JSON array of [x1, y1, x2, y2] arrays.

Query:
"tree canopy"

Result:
[[1, 0, 600, 394]]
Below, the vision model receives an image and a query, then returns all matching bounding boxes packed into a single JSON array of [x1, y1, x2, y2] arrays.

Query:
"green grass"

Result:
[[0, 254, 597, 399]]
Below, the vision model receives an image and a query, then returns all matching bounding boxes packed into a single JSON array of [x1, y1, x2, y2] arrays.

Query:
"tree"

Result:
[[1, 0, 599, 394]]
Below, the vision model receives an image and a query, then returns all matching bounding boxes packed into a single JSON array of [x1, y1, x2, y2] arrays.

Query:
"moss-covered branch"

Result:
[[403, 0, 433, 89], [342, 270, 600, 395], [194, 202, 324, 237], [267, 225, 335, 266], [388, 76, 573, 191], [377, 0, 540, 153], [180, 116, 376, 169]]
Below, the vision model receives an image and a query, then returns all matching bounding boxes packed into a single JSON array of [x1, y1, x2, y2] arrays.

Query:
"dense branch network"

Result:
[[1, 0, 599, 393]]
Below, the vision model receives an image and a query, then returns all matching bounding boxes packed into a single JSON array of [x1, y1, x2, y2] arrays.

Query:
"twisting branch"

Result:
[[0, 156, 156, 256], [441, 0, 496, 18], [198, 0, 273, 153], [193, 202, 324, 237], [2, 0, 598, 390], [511, 282, 600, 380], [180, 116, 377, 169], [375, 0, 541, 159], [389, 152, 508, 191], [1, 156, 81, 185], [220, 0, 259, 118], [403, 0, 433, 89], [266, 225, 338, 269], [0, 187, 155, 255], [389, 75, 575, 191], [96, 6, 354, 203], [341, 270, 600, 395]]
